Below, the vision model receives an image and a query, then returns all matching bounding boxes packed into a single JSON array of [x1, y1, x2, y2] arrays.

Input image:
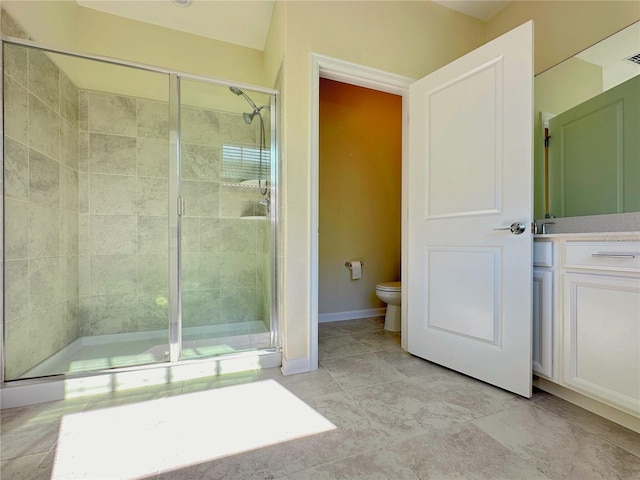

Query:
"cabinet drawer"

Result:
[[534, 241, 553, 267], [564, 241, 640, 272]]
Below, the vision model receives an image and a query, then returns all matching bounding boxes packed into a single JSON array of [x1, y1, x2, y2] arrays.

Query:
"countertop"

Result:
[[534, 231, 640, 241]]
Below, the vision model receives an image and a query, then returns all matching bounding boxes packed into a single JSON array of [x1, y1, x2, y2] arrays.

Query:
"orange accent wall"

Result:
[[319, 78, 402, 315]]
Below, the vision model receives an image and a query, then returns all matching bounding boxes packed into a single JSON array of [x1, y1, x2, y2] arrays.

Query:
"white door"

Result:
[[407, 21, 534, 397]]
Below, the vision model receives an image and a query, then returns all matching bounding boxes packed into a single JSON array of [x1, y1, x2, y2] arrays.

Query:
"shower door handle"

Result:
[[177, 197, 185, 216]]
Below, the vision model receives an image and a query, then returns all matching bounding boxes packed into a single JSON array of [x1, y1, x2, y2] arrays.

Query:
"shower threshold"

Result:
[[21, 321, 271, 379]]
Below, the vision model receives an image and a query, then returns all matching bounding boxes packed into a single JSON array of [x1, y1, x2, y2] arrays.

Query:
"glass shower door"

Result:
[[2, 42, 172, 379], [178, 78, 273, 360]]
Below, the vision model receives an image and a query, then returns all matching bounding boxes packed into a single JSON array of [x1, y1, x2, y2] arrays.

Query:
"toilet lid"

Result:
[[376, 281, 401, 292]]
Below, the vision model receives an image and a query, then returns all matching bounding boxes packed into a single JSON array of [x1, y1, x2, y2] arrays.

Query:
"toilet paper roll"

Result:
[[350, 260, 362, 280]]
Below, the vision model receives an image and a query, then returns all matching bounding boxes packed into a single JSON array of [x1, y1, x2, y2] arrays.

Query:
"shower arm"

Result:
[[241, 92, 259, 113]]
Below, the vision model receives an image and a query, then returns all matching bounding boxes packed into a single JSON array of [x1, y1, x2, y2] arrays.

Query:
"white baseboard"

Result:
[[281, 356, 314, 376], [318, 308, 386, 323], [534, 377, 640, 433], [1, 380, 65, 409]]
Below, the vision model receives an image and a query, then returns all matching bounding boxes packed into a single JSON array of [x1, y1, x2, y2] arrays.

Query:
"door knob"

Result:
[[493, 222, 526, 235]]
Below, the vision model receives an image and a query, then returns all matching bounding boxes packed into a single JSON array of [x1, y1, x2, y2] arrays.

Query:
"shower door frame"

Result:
[[0, 36, 280, 386]]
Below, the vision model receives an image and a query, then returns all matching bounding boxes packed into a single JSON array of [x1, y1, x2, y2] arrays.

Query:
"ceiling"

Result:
[[76, 0, 276, 50], [76, 1, 511, 51], [575, 21, 640, 90], [432, 0, 510, 21], [576, 21, 640, 67]]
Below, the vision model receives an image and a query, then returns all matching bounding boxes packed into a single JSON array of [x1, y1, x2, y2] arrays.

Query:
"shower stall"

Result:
[[1, 30, 279, 388]]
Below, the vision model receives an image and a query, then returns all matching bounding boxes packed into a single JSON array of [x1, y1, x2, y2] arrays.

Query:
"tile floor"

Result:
[[2, 317, 639, 479]]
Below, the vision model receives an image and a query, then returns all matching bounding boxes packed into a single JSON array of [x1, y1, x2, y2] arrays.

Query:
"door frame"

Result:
[[309, 54, 412, 369]]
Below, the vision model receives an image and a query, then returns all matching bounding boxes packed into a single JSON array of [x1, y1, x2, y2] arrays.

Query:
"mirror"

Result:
[[534, 21, 640, 219]]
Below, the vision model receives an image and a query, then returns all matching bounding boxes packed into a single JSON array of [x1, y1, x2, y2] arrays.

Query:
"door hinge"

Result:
[[544, 134, 551, 148], [177, 197, 185, 216]]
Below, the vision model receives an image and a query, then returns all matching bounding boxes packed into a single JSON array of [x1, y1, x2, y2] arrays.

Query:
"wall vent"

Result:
[[626, 53, 640, 65]]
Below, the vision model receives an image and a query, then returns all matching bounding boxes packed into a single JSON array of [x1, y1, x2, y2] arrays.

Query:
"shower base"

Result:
[[21, 321, 271, 379]]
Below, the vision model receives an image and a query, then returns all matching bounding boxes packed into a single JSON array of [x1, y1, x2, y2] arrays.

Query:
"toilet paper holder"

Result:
[[344, 261, 364, 268]]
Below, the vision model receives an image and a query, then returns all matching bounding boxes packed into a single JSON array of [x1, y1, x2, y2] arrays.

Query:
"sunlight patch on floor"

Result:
[[52, 380, 336, 479], [62, 352, 272, 398]]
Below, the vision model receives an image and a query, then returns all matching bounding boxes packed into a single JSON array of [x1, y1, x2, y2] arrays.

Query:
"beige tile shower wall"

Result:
[[2, 11, 80, 379], [78, 90, 269, 336], [181, 108, 268, 328], [77, 90, 170, 336]]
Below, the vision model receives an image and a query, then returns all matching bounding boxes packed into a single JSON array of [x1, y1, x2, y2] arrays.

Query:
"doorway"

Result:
[[318, 79, 402, 324], [309, 54, 412, 370]]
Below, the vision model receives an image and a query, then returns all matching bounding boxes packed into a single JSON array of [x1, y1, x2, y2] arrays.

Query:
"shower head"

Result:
[[229, 86, 270, 124], [229, 86, 259, 113], [230, 86, 270, 196], [243, 111, 257, 124], [242, 106, 270, 124]]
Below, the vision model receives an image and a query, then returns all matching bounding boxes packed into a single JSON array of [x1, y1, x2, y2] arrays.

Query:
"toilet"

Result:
[[375, 281, 402, 332]]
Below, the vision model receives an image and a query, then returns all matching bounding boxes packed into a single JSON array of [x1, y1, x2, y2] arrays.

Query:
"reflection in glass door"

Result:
[[2, 42, 172, 379]]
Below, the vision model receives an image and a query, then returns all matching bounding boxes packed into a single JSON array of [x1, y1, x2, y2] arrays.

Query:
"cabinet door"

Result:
[[533, 269, 553, 379], [564, 273, 640, 416], [532, 268, 553, 379]]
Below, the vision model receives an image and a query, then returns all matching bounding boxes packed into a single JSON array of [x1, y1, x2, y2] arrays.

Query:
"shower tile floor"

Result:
[[2, 317, 640, 479]]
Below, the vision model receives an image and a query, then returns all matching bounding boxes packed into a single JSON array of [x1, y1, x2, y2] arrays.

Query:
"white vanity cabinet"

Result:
[[533, 234, 640, 430], [562, 241, 640, 417]]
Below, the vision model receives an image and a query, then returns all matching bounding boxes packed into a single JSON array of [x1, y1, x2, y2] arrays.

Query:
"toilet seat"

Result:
[[376, 281, 401, 292]]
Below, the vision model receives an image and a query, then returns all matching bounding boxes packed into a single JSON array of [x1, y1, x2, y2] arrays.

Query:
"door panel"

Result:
[[427, 59, 502, 218], [408, 21, 533, 397], [427, 247, 500, 343]]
